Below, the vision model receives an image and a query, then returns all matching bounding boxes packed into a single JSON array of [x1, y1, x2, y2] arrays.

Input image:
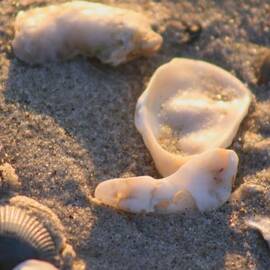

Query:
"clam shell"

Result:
[[135, 58, 251, 176], [0, 205, 56, 270], [94, 148, 238, 214]]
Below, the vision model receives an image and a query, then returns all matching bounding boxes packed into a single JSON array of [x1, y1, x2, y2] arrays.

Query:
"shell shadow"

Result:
[[79, 203, 270, 270], [4, 57, 161, 185]]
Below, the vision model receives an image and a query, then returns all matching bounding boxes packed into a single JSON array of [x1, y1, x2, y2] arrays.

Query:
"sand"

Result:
[[0, 0, 270, 269]]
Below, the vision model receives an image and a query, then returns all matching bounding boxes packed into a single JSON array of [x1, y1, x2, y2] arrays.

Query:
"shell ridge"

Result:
[[0, 205, 57, 265]]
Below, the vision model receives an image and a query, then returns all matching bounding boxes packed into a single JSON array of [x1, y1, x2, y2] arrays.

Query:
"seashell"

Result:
[[13, 260, 58, 270], [246, 216, 270, 249], [135, 58, 251, 177], [12, 1, 162, 66], [94, 148, 238, 214], [257, 52, 270, 85], [0, 205, 57, 270], [230, 183, 265, 202]]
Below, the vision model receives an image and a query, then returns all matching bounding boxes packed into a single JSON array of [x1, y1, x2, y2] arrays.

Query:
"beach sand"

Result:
[[0, 0, 270, 269]]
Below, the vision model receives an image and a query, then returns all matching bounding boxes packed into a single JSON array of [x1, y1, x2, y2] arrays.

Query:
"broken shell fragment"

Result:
[[0, 163, 20, 190], [13, 260, 58, 270], [230, 183, 265, 202], [12, 1, 162, 66], [0, 205, 57, 270], [94, 148, 238, 214], [246, 216, 270, 249], [135, 58, 251, 176]]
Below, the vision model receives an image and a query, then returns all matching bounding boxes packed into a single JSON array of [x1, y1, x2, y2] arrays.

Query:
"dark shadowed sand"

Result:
[[0, 0, 270, 269]]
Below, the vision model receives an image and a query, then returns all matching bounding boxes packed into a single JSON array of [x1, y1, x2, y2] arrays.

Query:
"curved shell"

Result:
[[135, 58, 251, 176], [12, 1, 162, 66], [13, 260, 58, 270], [246, 216, 270, 248], [0, 205, 56, 270], [94, 148, 238, 214]]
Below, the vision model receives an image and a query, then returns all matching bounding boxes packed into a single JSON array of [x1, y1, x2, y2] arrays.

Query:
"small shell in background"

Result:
[[12, 1, 162, 66], [0, 205, 56, 270], [0, 163, 20, 190], [135, 58, 251, 176], [246, 216, 270, 249], [94, 148, 238, 214], [13, 260, 58, 270]]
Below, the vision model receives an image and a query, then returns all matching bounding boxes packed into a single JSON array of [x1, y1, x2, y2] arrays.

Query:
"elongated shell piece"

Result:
[[94, 148, 238, 214], [12, 1, 162, 66], [0, 205, 56, 270], [135, 58, 251, 176], [13, 260, 58, 270]]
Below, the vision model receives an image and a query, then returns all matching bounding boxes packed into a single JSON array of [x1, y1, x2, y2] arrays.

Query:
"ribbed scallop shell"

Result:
[[0, 205, 57, 269]]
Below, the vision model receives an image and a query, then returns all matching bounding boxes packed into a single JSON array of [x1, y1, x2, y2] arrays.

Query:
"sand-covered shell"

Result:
[[94, 148, 238, 214], [12, 1, 162, 66], [13, 260, 58, 270], [0, 205, 56, 270], [135, 58, 251, 176]]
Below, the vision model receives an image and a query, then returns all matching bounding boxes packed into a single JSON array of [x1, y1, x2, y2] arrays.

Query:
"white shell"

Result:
[[135, 58, 251, 176], [13, 260, 58, 270], [12, 1, 162, 66], [94, 148, 238, 214]]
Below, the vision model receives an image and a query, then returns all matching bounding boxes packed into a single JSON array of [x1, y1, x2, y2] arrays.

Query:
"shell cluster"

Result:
[[11, 2, 250, 215], [7, 0, 258, 261], [94, 58, 252, 214], [12, 1, 162, 66]]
